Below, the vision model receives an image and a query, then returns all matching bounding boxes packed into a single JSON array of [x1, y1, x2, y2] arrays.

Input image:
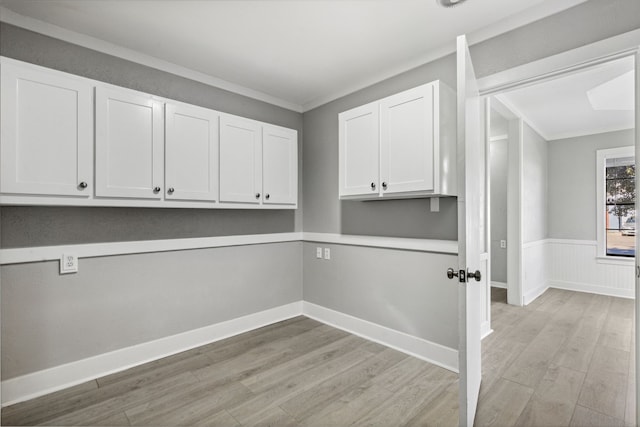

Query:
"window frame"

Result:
[[596, 145, 636, 262]]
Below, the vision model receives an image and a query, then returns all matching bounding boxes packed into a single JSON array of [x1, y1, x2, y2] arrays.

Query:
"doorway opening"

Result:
[[479, 53, 637, 425]]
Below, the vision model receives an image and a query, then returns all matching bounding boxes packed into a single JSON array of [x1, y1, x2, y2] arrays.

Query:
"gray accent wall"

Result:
[[522, 123, 548, 244], [548, 129, 635, 240], [303, 243, 458, 349], [1, 242, 302, 379], [0, 22, 304, 247], [490, 139, 508, 284]]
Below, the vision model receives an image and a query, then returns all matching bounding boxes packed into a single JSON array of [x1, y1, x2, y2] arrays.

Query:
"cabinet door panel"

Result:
[[95, 87, 164, 199], [339, 102, 380, 197], [219, 115, 262, 204], [165, 103, 218, 202], [0, 61, 92, 196], [263, 125, 297, 205], [380, 84, 434, 194]]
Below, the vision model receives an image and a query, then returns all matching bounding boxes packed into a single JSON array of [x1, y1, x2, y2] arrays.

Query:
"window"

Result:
[[597, 146, 635, 259]]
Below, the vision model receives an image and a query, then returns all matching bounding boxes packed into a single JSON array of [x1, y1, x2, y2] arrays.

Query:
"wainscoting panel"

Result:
[[547, 239, 634, 299]]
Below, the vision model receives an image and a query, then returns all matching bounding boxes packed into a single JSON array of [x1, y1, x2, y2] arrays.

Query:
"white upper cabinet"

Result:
[[0, 57, 297, 209], [95, 86, 164, 199], [165, 102, 219, 202], [338, 102, 379, 197], [263, 124, 297, 205], [338, 80, 456, 200], [0, 59, 93, 197], [219, 115, 262, 204]]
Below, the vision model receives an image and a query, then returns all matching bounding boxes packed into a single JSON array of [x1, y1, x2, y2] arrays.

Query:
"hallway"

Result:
[[477, 287, 635, 426]]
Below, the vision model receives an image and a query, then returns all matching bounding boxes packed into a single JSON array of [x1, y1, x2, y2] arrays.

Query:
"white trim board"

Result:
[[550, 280, 634, 299], [302, 302, 458, 373], [1, 301, 304, 407], [0, 232, 458, 265], [303, 232, 458, 254], [1, 301, 460, 406]]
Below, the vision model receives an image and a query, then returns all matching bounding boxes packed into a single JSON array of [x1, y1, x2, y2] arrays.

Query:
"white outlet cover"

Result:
[[324, 248, 331, 260], [60, 253, 78, 274], [316, 247, 323, 259]]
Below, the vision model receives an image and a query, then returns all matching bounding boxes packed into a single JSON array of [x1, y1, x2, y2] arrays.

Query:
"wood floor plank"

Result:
[[570, 405, 625, 427], [578, 345, 630, 420], [1, 380, 100, 426], [229, 347, 374, 424], [514, 365, 585, 427], [191, 410, 240, 427], [475, 379, 534, 426], [403, 381, 459, 427], [44, 371, 200, 426], [279, 348, 408, 421]]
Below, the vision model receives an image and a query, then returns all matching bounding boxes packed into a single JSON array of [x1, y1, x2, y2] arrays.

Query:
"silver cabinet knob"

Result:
[[265, 194, 270, 200], [382, 182, 388, 190], [78, 182, 88, 189], [255, 193, 260, 199], [370, 182, 376, 190], [167, 187, 175, 194], [153, 186, 161, 193]]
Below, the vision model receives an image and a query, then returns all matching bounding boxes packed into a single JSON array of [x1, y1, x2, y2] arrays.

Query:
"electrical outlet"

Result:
[[316, 247, 323, 259], [324, 247, 331, 260], [60, 253, 78, 274], [500, 240, 507, 249]]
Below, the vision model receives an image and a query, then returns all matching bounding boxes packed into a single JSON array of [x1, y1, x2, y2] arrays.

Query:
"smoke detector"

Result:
[[437, 0, 468, 7]]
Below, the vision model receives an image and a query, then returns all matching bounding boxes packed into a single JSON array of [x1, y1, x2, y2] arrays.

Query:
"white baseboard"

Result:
[[550, 280, 634, 299], [1, 302, 303, 407], [523, 282, 549, 305], [302, 302, 458, 373], [2, 300, 461, 406], [491, 281, 507, 289]]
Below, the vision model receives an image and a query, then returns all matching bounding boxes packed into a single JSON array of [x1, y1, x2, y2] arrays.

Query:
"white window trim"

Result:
[[596, 145, 636, 261]]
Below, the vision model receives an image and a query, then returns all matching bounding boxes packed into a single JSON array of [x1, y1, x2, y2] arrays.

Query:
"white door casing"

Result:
[[457, 34, 485, 427], [165, 102, 219, 202]]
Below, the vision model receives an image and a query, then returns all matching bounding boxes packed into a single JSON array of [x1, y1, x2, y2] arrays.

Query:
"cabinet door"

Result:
[[262, 125, 297, 205], [380, 83, 434, 194], [95, 87, 164, 199], [338, 102, 380, 197], [0, 61, 93, 197], [165, 103, 219, 202], [219, 115, 262, 204]]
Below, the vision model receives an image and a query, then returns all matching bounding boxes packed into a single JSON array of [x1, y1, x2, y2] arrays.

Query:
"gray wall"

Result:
[[490, 139, 508, 284], [0, 22, 304, 248], [522, 123, 548, 244], [303, 243, 458, 349], [302, 0, 640, 238], [2, 242, 302, 379], [548, 129, 635, 240]]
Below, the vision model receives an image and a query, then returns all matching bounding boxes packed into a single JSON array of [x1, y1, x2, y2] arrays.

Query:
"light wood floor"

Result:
[[1, 316, 459, 426], [476, 287, 636, 426], [3, 288, 636, 426]]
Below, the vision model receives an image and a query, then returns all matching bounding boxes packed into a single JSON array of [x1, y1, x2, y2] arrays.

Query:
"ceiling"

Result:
[[497, 56, 635, 141], [0, 0, 587, 112]]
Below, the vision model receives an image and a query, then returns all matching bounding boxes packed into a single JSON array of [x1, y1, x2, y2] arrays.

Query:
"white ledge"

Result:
[[0, 232, 458, 265], [303, 232, 458, 254]]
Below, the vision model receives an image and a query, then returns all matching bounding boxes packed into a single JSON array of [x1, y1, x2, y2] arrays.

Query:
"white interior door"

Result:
[[456, 34, 485, 427]]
